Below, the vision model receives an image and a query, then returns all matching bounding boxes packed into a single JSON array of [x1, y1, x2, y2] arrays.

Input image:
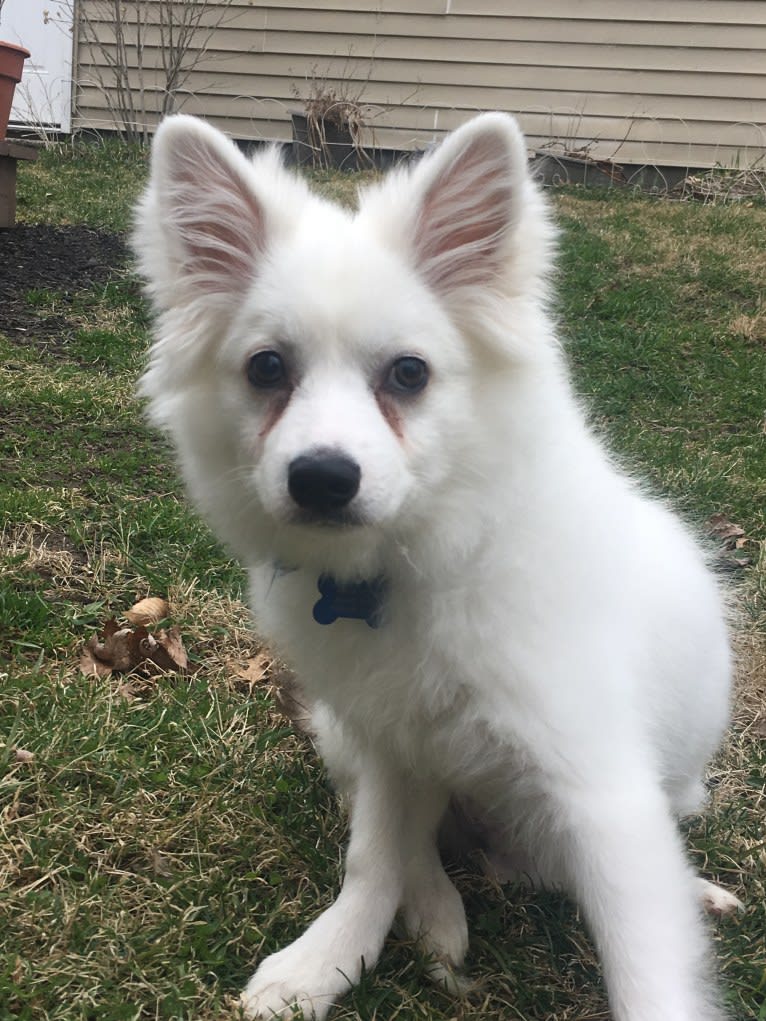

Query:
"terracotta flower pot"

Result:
[[0, 40, 30, 140]]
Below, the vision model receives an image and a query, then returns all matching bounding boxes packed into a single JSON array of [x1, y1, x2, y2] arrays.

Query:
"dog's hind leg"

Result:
[[553, 778, 727, 1021], [240, 761, 453, 1020]]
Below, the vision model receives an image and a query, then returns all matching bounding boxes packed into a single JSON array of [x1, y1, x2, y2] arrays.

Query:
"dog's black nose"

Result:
[[288, 451, 361, 514]]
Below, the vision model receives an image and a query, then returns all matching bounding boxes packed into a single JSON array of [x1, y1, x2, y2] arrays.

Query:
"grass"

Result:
[[1, 140, 765, 1021]]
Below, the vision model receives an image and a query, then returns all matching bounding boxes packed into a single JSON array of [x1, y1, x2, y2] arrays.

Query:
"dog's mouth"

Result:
[[287, 506, 367, 529]]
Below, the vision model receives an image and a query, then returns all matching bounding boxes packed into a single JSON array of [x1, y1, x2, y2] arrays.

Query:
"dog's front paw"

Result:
[[401, 866, 469, 995], [239, 942, 352, 1021]]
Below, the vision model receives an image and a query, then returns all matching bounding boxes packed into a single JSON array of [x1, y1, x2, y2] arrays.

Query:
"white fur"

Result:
[[134, 112, 734, 1020]]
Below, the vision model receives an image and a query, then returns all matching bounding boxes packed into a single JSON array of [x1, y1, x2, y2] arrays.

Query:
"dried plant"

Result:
[[675, 162, 766, 204], [292, 62, 376, 170]]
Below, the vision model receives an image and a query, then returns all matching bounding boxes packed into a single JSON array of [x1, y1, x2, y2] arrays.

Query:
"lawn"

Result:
[[1, 141, 764, 1021]]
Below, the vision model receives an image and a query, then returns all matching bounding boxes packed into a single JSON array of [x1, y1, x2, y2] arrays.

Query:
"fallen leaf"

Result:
[[155, 627, 189, 671], [79, 643, 113, 677], [232, 651, 273, 686], [125, 596, 170, 627], [102, 618, 120, 639], [84, 622, 141, 672], [707, 513, 746, 547]]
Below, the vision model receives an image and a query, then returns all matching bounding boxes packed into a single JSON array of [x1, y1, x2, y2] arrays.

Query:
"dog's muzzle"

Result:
[[288, 450, 361, 519]]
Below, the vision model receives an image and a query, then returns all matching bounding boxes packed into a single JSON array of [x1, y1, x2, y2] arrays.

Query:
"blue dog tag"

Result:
[[313, 574, 386, 628]]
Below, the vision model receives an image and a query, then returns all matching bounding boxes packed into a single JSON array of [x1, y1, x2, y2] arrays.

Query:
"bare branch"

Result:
[[70, 0, 239, 141]]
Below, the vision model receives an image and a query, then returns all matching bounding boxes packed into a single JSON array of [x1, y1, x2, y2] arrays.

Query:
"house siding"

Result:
[[74, 0, 766, 168]]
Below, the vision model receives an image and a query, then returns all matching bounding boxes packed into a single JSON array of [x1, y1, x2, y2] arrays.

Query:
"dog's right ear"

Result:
[[134, 115, 285, 311]]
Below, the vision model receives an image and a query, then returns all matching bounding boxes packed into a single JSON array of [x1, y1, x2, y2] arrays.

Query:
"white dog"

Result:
[[134, 111, 739, 1021]]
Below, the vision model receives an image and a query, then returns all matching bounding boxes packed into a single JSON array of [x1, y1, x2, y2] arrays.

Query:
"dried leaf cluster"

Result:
[[80, 597, 189, 682], [707, 513, 758, 569]]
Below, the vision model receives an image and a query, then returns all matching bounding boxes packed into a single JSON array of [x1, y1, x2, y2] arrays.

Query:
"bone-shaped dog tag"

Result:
[[312, 575, 386, 628]]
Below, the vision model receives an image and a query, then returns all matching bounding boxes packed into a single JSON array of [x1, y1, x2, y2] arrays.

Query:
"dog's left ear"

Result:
[[406, 113, 528, 296]]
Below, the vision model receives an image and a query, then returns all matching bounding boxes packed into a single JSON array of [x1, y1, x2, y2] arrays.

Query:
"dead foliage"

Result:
[[675, 168, 766, 205], [707, 513, 759, 569], [79, 596, 192, 701]]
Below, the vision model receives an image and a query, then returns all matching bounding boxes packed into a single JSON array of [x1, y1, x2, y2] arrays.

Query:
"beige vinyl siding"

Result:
[[74, 1, 766, 169]]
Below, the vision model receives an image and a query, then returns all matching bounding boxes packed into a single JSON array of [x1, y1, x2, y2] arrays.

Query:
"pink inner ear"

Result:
[[168, 138, 266, 295], [415, 131, 514, 293]]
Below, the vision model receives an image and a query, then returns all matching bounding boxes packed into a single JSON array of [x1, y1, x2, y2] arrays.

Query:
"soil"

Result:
[[0, 224, 129, 348]]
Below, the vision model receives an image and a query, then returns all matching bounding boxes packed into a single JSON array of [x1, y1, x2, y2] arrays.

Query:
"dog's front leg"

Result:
[[399, 793, 469, 990], [556, 782, 726, 1021], [240, 757, 407, 1020]]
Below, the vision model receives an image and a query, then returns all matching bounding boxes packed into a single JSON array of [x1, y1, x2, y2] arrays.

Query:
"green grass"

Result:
[[1, 143, 764, 1020], [15, 140, 149, 230]]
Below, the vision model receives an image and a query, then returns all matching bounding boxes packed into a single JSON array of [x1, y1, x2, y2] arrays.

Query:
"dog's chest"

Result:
[[249, 565, 560, 835], [251, 565, 514, 779]]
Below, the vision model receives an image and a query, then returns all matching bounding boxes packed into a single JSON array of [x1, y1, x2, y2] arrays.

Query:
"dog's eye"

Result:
[[247, 350, 287, 389], [387, 356, 429, 394]]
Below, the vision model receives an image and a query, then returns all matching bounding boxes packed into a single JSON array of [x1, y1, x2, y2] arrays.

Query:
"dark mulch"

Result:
[[0, 225, 129, 351]]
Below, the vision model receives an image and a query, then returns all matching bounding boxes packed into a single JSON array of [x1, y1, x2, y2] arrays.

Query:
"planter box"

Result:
[[291, 111, 362, 171], [530, 150, 692, 193], [531, 150, 628, 189]]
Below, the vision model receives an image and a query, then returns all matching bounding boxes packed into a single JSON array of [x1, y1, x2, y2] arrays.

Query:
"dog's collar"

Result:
[[271, 563, 386, 628]]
